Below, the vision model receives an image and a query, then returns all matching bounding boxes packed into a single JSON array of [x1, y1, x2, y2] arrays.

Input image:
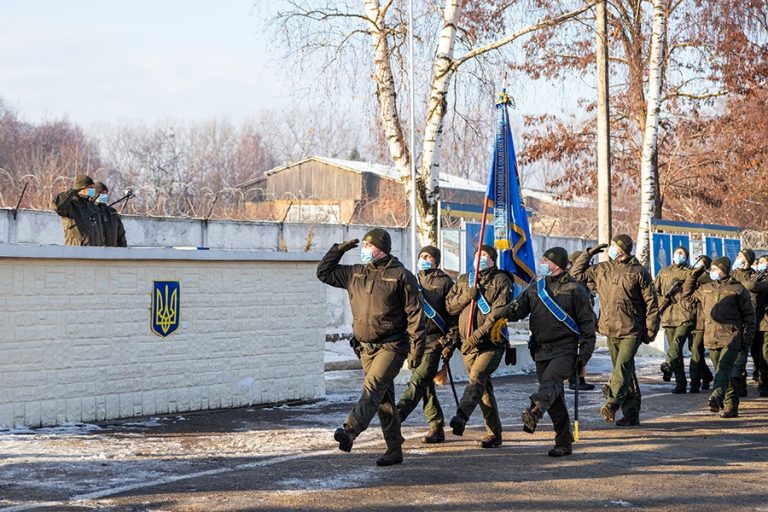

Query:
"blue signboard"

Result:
[[704, 236, 724, 259], [652, 233, 672, 277], [671, 235, 690, 255], [723, 238, 742, 261], [151, 281, 181, 338]]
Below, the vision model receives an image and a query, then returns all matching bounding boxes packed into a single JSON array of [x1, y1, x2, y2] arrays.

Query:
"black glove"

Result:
[[349, 338, 362, 359], [468, 286, 479, 300], [587, 243, 609, 257], [337, 238, 359, 252], [408, 345, 424, 369]]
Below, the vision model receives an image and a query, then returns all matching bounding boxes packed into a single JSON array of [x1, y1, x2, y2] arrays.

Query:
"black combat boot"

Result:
[[548, 445, 572, 457], [449, 413, 467, 436], [421, 426, 445, 444], [334, 424, 357, 452], [521, 404, 543, 434], [672, 382, 687, 394], [690, 380, 701, 393], [719, 407, 739, 418], [375, 447, 404, 466], [707, 396, 723, 413], [615, 412, 640, 427], [599, 401, 619, 423], [478, 433, 502, 448], [701, 375, 712, 390], [660, 362, 672, 382]]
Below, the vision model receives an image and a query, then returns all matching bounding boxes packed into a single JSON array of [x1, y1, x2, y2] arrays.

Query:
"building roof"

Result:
[[238, 155, 487, 193]]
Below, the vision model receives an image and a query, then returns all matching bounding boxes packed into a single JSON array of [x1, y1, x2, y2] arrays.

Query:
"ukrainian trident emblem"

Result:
[[151, 281, 180, 337]]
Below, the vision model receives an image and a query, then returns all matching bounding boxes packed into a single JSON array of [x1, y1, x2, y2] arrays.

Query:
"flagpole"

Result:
[[466, 196, 490, 339], [408, 0, 418, 272]]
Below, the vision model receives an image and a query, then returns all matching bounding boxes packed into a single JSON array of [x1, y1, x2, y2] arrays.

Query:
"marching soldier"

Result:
[[688, 255, 714, 393], [570, 234, 659, 426], [396, 245, 457, 444], [445, 245, 512, 448], [492, 247, 596, 456], [731, 249, 761, 396], [751, 255, 768, 396], [655, 246, 695, 393], [92, 182, 127, 247], [683, 257, 755, 417], [317, 228, 426, 466], [52, 175, 105, 246]]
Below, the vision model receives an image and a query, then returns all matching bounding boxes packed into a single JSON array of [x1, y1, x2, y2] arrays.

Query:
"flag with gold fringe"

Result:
[[485, 90, 536, 293]]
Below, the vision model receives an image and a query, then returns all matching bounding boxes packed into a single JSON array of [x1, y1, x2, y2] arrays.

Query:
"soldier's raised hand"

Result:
[[587, 243, 609, 257], [337, 238, 360, 252]]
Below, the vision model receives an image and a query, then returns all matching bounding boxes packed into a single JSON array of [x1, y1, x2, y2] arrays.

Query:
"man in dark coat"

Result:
[[396, 245, 457, 444], [92, 182, 127, 247], [445, 245, 512, 448], [493, 247, 596, 456], [317, 228, 426, 466], [52, 175, 105, 246], [683, 257, 755, 417]]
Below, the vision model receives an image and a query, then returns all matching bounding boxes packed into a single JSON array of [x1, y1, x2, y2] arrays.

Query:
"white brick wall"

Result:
[[0, 246, 326, 428]]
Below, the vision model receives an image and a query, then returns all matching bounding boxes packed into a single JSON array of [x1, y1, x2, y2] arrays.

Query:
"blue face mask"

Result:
[[757, 263, 768, 273], [538, 263, 552, 277], [732, 259, 745, 271], [608, 245, 621, 261], [709, 270, 722, 281], [478, 255, 489, 271], [673, 254, 687, 266], [360, 247, 374, 264], [85, 188, 96, 198], [418, 259, 433, 271], [97, 194, 109, 204], [693, 260, 705, 270]]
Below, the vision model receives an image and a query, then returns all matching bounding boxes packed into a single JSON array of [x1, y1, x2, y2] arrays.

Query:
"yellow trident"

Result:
[[155, 284, 178, 335]]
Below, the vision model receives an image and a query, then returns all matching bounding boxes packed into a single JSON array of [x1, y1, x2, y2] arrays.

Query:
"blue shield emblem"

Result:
[[151, 281, 180, 337]]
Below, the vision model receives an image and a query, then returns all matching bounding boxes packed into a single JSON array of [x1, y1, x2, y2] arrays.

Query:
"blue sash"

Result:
[[536, 278, 581, 337], [468, 271, 491, 315], [421, 297, 448, 334]]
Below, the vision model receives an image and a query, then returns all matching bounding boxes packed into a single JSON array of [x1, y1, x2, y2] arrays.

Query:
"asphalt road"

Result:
[[1, 353, 767, 512]]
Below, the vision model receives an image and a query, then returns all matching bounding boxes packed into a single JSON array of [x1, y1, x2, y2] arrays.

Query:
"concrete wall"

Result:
[[0, 245, 326, 428], [0, 208, 594, 339]]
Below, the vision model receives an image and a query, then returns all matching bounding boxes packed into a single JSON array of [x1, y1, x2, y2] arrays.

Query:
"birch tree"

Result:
[[634, 0, 666, 264], [267, 0, 598, 245]]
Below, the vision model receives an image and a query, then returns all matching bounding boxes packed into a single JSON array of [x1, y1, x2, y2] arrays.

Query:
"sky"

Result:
[[0, 0, 290, 127]]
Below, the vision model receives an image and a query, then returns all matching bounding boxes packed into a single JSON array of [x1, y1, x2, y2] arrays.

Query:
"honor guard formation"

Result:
[[317, 228, 767, 466]]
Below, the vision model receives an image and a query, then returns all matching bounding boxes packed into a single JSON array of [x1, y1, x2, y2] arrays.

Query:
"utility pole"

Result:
[[596, 0, 612, 259]]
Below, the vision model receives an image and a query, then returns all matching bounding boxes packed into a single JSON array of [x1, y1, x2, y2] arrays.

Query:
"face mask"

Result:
[[608, 245, 620, 261], [673, 254, 687, 266], [360, 247, 374, 264], [478, 255, 489, 271], [538, 263, 552, 277], [732, 259, 745, 271], [757, 263, 768, 273], [85, 188, 96, 198], [709, 270, 722, 281], [418, 259, 433, 271], [97, 194, 109, 204]]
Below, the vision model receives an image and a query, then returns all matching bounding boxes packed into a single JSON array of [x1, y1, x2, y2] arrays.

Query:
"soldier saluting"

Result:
[[570, 234, 659, 427], [317, 228, 426, 466], [52, 175, 105, 246], [492, 247, 596, 457], [92, 182, 127, 247]]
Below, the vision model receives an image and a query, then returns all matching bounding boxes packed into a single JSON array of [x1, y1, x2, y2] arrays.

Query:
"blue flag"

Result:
[[485, 91, 536, 295]]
